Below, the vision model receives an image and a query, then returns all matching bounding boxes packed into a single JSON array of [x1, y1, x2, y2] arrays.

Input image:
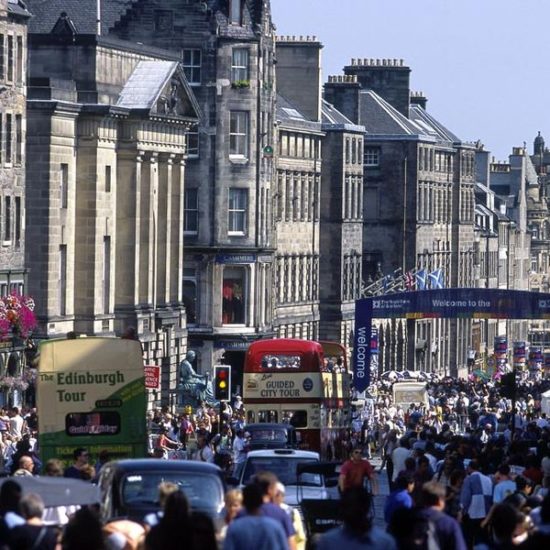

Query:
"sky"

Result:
[[271, 0, 550, 161]]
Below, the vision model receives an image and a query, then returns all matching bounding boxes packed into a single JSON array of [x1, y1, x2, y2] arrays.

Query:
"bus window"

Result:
[[260, 354, 301, 369], [282, 410, 307, 428], [65, 412, 121, 436], [247, 410, 255, 423], [258, 410, 278, 423]]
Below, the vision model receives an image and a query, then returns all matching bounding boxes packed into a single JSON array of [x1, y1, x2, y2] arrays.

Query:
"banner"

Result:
[[513, 341, 527, 370], [144, 365, 161, 389], [353, 288, 550, 392], [494, 336, 508, 364], [528, 347, 543, 371]]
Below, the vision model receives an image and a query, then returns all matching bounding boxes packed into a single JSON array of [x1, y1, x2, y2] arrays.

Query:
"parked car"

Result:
[[230, 449, 327, 506], [98, 459, 225, 526], [245, 423, 298, 451]]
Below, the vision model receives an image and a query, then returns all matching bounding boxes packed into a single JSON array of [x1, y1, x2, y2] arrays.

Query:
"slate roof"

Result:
[[116, 60, 178, 110], [276, 94, 322, 132], [26, 0, 140, 34], [358, 90, 429, 138], [409, 104, 460, 145], [321, 99, 364, 133], [26, 0, 264, 37], [8, 0, 31, 18]]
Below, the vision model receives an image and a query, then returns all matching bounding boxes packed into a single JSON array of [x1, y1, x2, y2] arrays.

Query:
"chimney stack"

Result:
[[343, 57, 411, 117], [275, 35, 323, 122]]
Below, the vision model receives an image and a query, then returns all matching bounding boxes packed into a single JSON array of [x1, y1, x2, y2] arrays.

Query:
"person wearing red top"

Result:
[[339, 446, 379, 495]]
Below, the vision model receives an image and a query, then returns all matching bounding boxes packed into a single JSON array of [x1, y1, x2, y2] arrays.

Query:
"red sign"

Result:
[[144, 365, 160, 389]]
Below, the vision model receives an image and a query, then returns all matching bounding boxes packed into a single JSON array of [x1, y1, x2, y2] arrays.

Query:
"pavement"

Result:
[[368, 454, 391, 529]]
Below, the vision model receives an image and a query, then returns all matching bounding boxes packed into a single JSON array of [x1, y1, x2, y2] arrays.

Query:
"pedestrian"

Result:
[[384, 472, 414, 524], [61, 507, 106, 550], [63, 448, 89, 479], [419, 481, 467, 550], [8, 493, 58, 550], [461, 459, 493, 548], [12, 455, 34, 477], [145, 490, 192, 550], [273, 482, 306, 550], [338, 445, 379, 495], [223, 483, 288, 550], [317, 487, 397, 550]]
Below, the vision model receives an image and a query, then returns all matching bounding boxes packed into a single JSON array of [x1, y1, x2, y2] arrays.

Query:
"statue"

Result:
[[178, 350, 218, 408]]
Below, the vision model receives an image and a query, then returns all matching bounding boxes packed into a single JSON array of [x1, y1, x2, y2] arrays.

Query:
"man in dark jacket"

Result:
[[420, 481, 467, 550]]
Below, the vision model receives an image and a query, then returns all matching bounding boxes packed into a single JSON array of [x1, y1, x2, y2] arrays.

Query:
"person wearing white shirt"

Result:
[[391, 438, 412, 483], [8, 408, 24, 439]]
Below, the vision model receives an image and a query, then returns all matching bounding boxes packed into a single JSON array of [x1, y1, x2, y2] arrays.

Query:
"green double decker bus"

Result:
[[37, 337, 147, 464]]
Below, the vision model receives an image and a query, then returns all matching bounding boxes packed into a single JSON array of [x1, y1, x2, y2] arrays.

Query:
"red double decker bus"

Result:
[[243, 339, 351, 460]]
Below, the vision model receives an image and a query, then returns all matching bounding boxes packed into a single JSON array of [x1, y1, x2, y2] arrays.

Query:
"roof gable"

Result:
[[117, 61, 200, 121]]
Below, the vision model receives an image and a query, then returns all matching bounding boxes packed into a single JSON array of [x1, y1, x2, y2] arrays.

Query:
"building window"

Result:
[[16, 36, 22, 84], [184, 188, 198, 234], [231, 48, 249, 83], [59, 244, 67, 315], [229, 0, 243, 25], [228, 188, 247, 235], [15, 115, 21, 165], [154, 9, 173, 32], [105, 165, 111, 192], [222, 267, 246, 324], [103, 236, 111, 314], [186, 130, 199, 157], [0, 35, 4, 81], [3, 196, 11, 242], [364, 147, 380, 166], [5, 114, 12, 164], [60, 163, 69, 209], [6, 35, 13, 82], [0, 113, 2, 164], [229, 111, 248, 157], [182, 278, 197, 324], [182, 49, 201, 85], [14, 196, 20, 246]]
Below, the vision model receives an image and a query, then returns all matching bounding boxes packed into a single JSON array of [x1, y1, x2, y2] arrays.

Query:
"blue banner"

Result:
[[353, 288, 550, 392]]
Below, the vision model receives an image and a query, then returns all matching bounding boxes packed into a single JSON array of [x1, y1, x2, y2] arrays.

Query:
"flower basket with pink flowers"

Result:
[[0, 292, 37, 340]]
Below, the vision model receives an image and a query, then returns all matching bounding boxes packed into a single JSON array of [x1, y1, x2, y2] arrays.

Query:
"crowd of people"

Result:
[[1, 371, 550, 548]]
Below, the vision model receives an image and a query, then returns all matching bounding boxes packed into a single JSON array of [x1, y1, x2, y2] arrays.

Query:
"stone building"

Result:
[[274, 36, 365, 348], [0, 0, 30, 384], [70, 0, 278, 393], [325, 59, 477, 377], [25, 8, 200, 405]]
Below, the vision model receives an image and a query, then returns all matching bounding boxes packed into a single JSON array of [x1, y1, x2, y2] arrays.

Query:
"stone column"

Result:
[[157, 153, 174, 306], [171, 155, 185, 304], [115, 151, 143, 307]]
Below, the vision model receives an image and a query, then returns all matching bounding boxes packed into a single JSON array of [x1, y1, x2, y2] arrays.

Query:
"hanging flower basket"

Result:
[[0, 292, 37, 341], [0, 376, 29, 392]]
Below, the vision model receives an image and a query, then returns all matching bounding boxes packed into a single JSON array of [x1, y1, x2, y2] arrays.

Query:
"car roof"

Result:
[[246, 449, 319, 459], [107, 459, 222, 474]]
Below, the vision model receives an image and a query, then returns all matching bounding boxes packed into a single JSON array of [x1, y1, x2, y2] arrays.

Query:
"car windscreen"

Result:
[[121, 472, 223, 511], [248, 428, 287, 443], [242, 457, 321, 486]]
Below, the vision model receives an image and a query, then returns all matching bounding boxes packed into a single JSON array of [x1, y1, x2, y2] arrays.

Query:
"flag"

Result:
[[383, 274, 393, 293], [428, 268, 444, 289], [405, 271, 415, 290], [416, 269, 426, 290]]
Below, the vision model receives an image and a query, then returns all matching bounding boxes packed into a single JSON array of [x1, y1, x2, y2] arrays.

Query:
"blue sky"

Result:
[[271, 0, 550, 161]]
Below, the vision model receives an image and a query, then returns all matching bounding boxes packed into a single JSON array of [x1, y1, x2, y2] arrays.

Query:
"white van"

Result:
[[392, 381, 429, 409]]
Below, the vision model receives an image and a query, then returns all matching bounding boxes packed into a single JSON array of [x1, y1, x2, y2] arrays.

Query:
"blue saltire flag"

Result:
[[428, 268, 444, 289], [416, 269, 426, 290]]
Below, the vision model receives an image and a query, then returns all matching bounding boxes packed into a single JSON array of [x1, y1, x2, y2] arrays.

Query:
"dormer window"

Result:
[[230, 0, 242, 25]]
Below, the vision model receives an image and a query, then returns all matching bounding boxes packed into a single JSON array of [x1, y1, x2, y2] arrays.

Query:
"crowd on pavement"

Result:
[[1, 371, 550, 548]]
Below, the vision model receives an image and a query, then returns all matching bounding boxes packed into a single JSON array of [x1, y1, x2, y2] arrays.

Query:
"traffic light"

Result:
[[214, 365, 231, 401]]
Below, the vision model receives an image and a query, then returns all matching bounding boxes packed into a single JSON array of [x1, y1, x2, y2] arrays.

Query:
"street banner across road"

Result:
[[353, 288, 550, 393]]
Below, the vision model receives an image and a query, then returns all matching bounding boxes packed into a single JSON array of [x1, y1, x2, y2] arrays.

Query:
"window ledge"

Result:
[[228, 232, 246, 237], [2, 241, 12, 247]]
